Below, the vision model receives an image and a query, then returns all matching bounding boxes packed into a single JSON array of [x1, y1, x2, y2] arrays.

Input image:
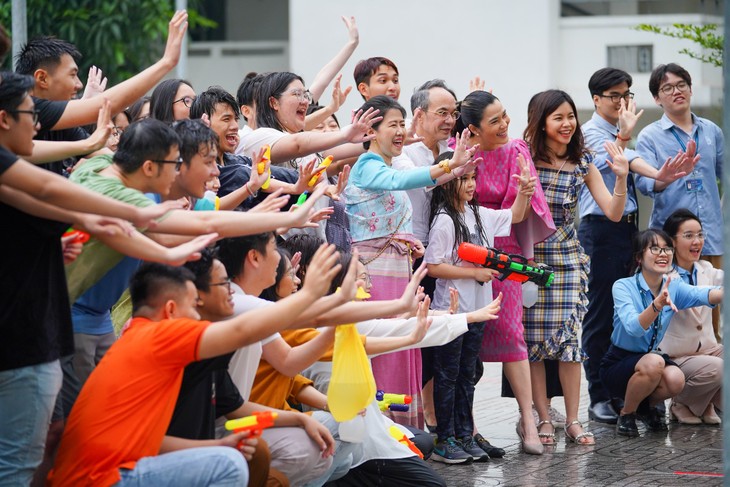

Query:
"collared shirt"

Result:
[[611, 272, 714, 352], [392, 140, 450, 244], [635, 113, 724, 255], [674, 264, 697, 286], [579, 112, 640, 217]]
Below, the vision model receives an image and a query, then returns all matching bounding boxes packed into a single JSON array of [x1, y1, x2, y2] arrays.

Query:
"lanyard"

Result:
[[635, 273, 662, 352], [669, 125, 700, 152]]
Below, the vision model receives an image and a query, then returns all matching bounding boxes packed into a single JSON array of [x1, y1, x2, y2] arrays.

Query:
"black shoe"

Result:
[[459, 436, 489, 462], [638, 406, 668, 432], [616, 413, 639, 437], [588, 400, 619, 424], [473, 433, 505, 458]]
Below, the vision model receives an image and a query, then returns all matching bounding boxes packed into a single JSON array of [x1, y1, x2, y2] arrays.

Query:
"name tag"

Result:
[[686, 178, 703, 192]]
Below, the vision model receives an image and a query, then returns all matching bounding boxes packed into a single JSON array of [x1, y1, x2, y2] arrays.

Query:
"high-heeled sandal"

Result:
[[564, 420, 595, 445], [516, 421, 543, 455], [537, 420, 556, 445]]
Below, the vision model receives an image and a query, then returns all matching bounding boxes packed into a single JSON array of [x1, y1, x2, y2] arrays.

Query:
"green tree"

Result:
[[0, 0, 215, 84], [635, 23, 723, 67]]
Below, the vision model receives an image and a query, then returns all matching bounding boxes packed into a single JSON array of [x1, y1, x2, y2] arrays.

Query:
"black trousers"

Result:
[[326, 456, 446, 487]]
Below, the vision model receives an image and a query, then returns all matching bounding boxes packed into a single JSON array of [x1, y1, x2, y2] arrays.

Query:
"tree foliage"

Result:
[[0, 0, 215, 84], [635, 23, 723, 67]]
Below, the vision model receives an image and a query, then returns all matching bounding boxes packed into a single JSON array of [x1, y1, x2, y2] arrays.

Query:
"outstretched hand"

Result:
[[82, 66, 108, 99], [301, 243, 342, 299], [344, 108, 382, 144], [654, 275, 678, 312], [603, 141, 630, 178], [617, 97, 644, 139], [451, 128, 480, 170], [512, 153, 537, 197], [409, 295, 433, 344], [341, 15, 359, 45], [162, 10, 189, 68]]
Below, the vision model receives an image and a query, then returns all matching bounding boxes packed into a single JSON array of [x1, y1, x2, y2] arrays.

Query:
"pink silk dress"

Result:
[[474, 139, 555, 362]]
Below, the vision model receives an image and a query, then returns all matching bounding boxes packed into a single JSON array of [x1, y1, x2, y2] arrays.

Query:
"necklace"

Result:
[[543, 157, 570, 194]]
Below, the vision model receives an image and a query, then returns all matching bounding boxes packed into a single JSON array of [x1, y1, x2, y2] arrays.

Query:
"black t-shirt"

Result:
[[167, 353, 244, 440], [218, 153, 300, 211], [0, 145, 19, 175], [0, 184, 73, 370], [33, 97, 90, 175]]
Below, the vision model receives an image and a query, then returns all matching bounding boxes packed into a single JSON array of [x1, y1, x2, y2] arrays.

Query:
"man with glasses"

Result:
[[635, 63, 724, 341]]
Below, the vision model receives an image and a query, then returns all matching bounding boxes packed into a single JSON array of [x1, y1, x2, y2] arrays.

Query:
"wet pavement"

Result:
[[431, 363, 723, 486]]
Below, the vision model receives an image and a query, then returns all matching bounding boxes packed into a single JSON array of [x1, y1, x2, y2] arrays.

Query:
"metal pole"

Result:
[[175, 0, 188, 79], [11, 0, 27, 71], [723, 2, 729, 484]]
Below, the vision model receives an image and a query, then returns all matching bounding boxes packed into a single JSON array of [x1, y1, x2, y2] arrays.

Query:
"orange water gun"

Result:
[[388, 426, 423, 459], [225, 411, 278, 447], [63, 227, 90, 244]]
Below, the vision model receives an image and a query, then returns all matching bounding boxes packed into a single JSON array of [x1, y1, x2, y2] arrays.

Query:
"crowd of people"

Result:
[[0, 10, 724, 487]]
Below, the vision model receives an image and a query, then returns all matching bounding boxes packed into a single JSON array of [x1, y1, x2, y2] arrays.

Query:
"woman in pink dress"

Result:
[[456, 90, 555, 453]]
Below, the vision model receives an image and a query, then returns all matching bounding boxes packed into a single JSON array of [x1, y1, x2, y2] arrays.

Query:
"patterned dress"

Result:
[[522, 156, 591, 363], [474, 139, 555, 362]]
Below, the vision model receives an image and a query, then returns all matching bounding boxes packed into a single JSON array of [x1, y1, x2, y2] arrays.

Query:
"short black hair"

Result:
[[113, 118, 180, 173], [184, 247, 218, 293], [588, 68, 633, 98], [255, 72, 305, 132], [648, 63, 692, 98], [410, 79, 456, 114], [356, 95, 406, 149], [217, 233, 275, 280], [130, 262, 195, 314], [150, 78, 194, 124], [236, 72, 267, 121], [15, 36, 81, 75], [0, 71, 35, 116], [190, 85, 240, 121], [171, 118, 218, 167], [280, 234, 325, 282]]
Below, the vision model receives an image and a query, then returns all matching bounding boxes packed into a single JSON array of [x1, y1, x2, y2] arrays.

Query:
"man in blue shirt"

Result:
[[634, 63, 724, 340]]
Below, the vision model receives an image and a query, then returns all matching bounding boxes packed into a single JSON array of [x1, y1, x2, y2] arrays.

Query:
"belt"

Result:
[[582, 212, 637, 224]]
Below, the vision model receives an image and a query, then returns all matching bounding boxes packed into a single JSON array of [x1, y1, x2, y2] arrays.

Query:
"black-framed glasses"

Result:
[[173, 96, 196, 108], [677, 231, 705, 241], [427, 110, 461, 121], [209, 279, 232, 292], [649, 246, 674, 256], [9, 109, 40, 124], [152, 156, 184, 171], [598, 92, 634, 104], [659, 81, 690, 96]]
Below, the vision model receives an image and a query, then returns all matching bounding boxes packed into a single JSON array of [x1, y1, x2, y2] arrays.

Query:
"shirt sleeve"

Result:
[[33, 97, 67, 133], [243, 128, 286, 160], [424, 214, 455, 265], [714, 123, 724, 180], [612, 279, 652, 338], [634, 128, 660, 196], [355, 154, 435, 191], [480, 207, 512, 241], [671, 280, 715, 310], [0, 146, 19, 175], [152, 318, 213, 368], [215, 371, 245, 418]]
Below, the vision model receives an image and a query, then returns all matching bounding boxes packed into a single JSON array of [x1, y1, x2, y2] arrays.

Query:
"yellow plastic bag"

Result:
[[327, 323, 377, 422]]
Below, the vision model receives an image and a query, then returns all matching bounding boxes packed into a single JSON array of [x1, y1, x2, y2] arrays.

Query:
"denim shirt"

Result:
[[635, 114, 724, 255], [611, 272, 714, 352]]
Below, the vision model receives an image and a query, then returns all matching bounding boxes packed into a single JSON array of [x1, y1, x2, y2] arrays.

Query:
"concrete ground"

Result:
[[430, 363, 723, 487]]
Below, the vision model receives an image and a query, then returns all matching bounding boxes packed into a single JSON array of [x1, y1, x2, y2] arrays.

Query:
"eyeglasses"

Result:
[[648, 246, 675, 256], [152, 156, 184, 171], [112, 126, 125, 138], [598, 92, 634, 104], [285, 89, 313, 104], [677, 231, 705, 241], [427, 110, 461, 121], [659, 81, 690, 96], [9, 109, 40, 125], [173, 96, 196, 108], [209, 279, 232, 292]]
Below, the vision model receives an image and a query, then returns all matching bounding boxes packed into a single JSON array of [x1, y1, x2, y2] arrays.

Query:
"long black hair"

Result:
[[428, 152, 487, 250]]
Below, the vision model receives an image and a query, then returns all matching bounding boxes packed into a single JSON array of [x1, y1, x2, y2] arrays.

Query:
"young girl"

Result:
[[602, 229, 723, 437], [425, 152, 536, 462], [344, 95, 477, 428]]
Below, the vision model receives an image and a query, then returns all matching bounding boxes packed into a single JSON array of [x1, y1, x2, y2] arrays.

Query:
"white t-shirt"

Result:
[[234, 125, 253, 155], [424, 206, 512, 313]]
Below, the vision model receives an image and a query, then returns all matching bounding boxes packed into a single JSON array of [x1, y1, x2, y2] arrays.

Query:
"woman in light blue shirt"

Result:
[[600, 229, 722, 438]]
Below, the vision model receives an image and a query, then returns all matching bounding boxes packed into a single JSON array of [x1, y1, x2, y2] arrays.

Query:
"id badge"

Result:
[[686, 178, 703, 192]]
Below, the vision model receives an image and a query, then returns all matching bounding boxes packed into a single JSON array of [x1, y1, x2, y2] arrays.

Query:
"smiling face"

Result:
[[176, 142, 219, 198], [148, 146, 181, 197], [544, 101, 577, 153], [355, 261, 372, 295], [456, 170, 477, 205], [672, 218, 703, 270], [42, 53, 83, 101], [359, 65, 400, 100], [592, 81, 630, 125], [640, 235, 674, 276], [370, 108, 406, 162], [198, 259, 234, 321], [209, 102, 240, 154], [172, 83, 196, 121], [471, 100, 510, 150], [273, 79, 309, 134], [275, 257, 301, 299], [654, 71, 692, 117], [421, 87, 458, 143]]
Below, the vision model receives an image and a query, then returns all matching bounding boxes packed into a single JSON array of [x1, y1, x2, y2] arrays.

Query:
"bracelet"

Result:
[[616, 133, 631, 142], [613, 189, 627, 197], [246, 182, 258, 198], [438, 159, 452, 174], [651, 301, 661, 313], [323, 401, 329, 412]]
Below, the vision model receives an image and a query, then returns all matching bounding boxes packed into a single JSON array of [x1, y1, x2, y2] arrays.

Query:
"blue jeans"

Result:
[[116, 446, 248, 486], [433, 322, 486, 440], [0, 360, 62, 486]]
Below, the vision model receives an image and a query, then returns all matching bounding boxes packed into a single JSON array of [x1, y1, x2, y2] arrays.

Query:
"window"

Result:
[[607, 45, 653, 73]]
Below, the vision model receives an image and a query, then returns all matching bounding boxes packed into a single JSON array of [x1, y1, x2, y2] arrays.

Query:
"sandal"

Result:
[[536, 420, 556, 445], [564, 420, 595, 445]]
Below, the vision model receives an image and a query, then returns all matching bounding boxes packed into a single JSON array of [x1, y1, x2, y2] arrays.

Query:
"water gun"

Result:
[[388, 425, 423, 459], [63, 227, 90, 244], [257, 145, 272, 190], [457, 242, 554, 287], [225, 411, 278, 445], [297, 155, 333, 205], [376, 390, 411, 412]]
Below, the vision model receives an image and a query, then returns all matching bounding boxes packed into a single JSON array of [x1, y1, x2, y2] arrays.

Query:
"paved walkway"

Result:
[[430, 363, 723, 486]]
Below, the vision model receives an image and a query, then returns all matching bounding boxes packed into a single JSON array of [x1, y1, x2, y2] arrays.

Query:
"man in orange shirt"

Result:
[[49, 243, 345, 487]]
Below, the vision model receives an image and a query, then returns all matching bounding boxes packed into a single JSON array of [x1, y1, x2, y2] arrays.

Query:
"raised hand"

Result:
[[468, 76, 485, 93], [409, 296, 434, 344], [448, 287, 459, 314], [162, 10, 189, 68], [654, 274, 678, 312], [82, 66, 108, 99], [85, 99, 114, 152], [450, 128, 480, 170], [399, 264, 428, 314], [301, 243, 342, 299], [512, 153, 537, 196], [338, 249, 360, 303], [344, 108, 382, 144], [405, 108, 425, 146], [603, 141, 630, 178], [248, 146, 270, 192], [326, 164, 350, 201], [293, 157, 327, 194], [327, 74, 352, 115], [617, 97, 644, 140], [341, 15, 359, 45]]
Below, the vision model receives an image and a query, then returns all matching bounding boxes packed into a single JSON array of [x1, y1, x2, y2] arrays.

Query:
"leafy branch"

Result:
[[635, 23, 723, 67]]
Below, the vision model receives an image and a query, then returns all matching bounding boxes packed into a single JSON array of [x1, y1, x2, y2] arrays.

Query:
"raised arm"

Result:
[[584, 141, 629, 222], [262, 327, 336, 377], [307, 16, 359, 102]]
